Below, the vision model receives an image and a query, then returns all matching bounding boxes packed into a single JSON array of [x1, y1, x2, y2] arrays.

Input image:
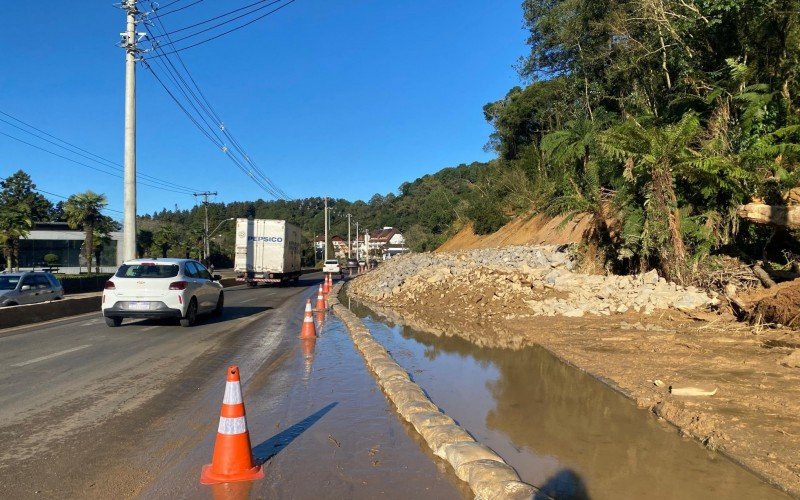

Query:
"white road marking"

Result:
[[241, 297, 258, 303], [12, 344, 92, 367], [140, 326, 159, 331], [80, 319, 101, 327]]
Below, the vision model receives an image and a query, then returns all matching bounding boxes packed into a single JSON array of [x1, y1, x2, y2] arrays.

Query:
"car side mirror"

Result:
[[20, 285, 31, 291], [213, 274, 222, 281]]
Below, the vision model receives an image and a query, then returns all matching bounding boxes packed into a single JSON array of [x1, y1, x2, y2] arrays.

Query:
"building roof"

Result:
[[369, 227, 398, 243]]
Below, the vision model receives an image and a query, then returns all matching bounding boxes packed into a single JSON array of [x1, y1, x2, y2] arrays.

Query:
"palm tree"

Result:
[[601, 114, 704, 281], [64, 191, 107, 274], [0, 205, 32, 270]]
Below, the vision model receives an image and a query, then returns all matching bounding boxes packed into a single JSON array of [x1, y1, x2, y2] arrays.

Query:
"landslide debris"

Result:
[[351, 245, 719, 318]]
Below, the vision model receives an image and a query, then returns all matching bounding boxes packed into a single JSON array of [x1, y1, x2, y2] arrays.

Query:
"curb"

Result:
[[329, 282, 543, 500]]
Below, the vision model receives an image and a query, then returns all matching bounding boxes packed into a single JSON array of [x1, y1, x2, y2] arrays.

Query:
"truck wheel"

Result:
[[180, 299, 198, 327], [105, 317, 122, 327], [212, 292, 224, 317]]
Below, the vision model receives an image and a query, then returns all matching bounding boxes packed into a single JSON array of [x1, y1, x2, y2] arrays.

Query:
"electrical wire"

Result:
[[149, 0, 284, 39], [0, 110, 201, 194], [141, 9, 290, 199], [33, 188, 125, 215], [144, 0, 297, 58], [146, 12, 291, 198], [151, 0, 205, 18], [0, 130, 196, 195]]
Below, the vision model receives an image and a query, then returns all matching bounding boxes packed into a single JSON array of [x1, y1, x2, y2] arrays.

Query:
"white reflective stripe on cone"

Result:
[[218, 416, 247, 435], [304, 315, 314, 323], [222, 381, 243, 405], [305, 302, 312, 312]]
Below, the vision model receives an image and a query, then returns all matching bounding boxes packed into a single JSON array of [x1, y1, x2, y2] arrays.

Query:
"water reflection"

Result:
[[346, 298, 787, 500]]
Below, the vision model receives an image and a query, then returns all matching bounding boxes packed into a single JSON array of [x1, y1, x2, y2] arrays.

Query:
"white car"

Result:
[[102, 258, 223, 328], [322, 259, 340, 274]]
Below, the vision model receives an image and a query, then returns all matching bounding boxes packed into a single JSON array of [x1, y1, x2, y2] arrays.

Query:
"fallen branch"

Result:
[[737, 203, 800, 229]]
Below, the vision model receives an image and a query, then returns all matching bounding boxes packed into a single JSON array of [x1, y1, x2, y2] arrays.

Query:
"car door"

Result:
[[17, 276, 39, 305], [192, 262, 216, 311], [182, 262, 205, 311], [34, 275, 56, 303]]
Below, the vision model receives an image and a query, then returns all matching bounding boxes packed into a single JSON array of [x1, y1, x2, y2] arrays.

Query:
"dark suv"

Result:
[[0, 272, 65, 306]]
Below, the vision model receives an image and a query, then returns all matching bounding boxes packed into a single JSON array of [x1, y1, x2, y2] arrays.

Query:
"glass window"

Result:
[[183, 261, 199, 278], [20, 276, 36, 287], [0, 276, 20, 291], [33, 275, 51, 289], [193, 262, 212, 280], [115, 263, 180, 278]]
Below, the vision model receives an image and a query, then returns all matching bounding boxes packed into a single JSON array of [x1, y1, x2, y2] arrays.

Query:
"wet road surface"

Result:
[[0, 276, 465, 498], [346, 296, 790, 500]]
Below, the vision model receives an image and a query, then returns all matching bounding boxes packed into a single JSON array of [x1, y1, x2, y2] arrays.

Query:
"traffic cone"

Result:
[[300, 299, 317, 339], [200, 366, 264, 485], [315, 285, 326, 311], [323, 273, 330, 294]]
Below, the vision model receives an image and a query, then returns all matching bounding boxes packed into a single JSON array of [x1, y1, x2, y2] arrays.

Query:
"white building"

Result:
[[17, 222, 124, 274]]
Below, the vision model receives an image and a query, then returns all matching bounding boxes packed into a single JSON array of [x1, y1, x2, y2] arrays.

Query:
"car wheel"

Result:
[[105, 317, 122, 327], [5, 302, 17, 307], [212, 292, 224, 317], [180, 298, 198, 327]]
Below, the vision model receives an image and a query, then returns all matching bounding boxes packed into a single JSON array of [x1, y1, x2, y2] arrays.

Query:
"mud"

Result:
[[345, 292, 795, 499], [749, 278, 800, 328]]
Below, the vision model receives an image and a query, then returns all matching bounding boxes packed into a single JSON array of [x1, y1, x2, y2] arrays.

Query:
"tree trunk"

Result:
[[651, 162, 685, 281], [737, 203, 800, 229], [85, 223, 94, 276]]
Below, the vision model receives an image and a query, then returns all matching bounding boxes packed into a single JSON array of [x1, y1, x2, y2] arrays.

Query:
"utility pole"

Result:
[[355, 221, 359, 260], [121, 0, 141, 261], [194, 191, 217, 262], [323, 197, 329, 261], [346, 213, 352, 259]]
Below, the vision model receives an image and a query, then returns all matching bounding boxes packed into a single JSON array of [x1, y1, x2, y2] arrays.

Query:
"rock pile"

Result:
[[349, 245, 718, 317]]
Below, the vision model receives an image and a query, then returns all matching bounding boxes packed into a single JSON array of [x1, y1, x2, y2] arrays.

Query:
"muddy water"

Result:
[[139, 291, 469, 499], [346, 297, 789, 500]]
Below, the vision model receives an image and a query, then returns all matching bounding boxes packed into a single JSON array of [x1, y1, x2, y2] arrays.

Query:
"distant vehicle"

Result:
[[346, 259, 358, 269], [234, 219, 301, 286], [323, 259, 341, 274], [102, 258, 223, 327], [0, 272, 64, 307]]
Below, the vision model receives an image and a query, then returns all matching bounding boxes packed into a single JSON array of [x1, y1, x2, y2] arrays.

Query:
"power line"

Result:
[[143, 0, 298, 58], [0, 110, 201, 194], [152, 0, 205, 18], [146, 13, 290, 199], [141, 13, 290, 199], [32, 188, 125, 216], [149, 0, 284, 40], [0, 130, 196, 195]]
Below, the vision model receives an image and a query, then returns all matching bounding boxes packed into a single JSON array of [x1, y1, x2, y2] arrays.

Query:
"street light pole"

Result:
[[323, 197, 329, 261], [346, 213, 352, 259]]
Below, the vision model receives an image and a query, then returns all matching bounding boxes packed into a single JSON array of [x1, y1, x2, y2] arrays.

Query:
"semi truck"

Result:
[[234, 218, 302, 286]]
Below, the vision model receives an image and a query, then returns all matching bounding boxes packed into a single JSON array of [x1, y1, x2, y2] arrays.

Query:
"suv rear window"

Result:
[[115, 263, 180, 278]]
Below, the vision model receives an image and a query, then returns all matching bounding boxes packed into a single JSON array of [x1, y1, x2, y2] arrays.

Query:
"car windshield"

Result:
[[115, 263, 180, 278], [0, 276, 20, 290], [325, 260, 338, 264]]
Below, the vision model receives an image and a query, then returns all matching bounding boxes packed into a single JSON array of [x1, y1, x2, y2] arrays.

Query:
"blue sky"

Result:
[[0, 1, 527, 216]]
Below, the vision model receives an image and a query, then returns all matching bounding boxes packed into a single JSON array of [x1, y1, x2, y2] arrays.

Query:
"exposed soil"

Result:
[[746, 279, 800, 328], [349, 276, 800, 497], [437, 213, 588, 252]]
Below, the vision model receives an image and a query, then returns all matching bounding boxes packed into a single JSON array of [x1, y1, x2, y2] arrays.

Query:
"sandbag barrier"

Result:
[[329, 283, 543, 500]]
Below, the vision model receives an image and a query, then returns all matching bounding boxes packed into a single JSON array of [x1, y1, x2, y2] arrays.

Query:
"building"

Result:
[[16, 222, 124, 274], [314, 234, 350, 259], [354, 227, 409, 260]]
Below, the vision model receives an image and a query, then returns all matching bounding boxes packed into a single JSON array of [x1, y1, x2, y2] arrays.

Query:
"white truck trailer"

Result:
[[234, 218, 302, 286]]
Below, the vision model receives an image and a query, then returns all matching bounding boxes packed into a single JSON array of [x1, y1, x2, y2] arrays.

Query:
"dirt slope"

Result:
[[437, 213, 589, 252]]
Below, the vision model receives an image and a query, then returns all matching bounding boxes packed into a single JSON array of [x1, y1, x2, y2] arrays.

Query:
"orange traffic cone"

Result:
[[315, 285, 326, 311], [300, 299, 317, 339], [323, 273, 330, 294], [200, 366, 264, 485]]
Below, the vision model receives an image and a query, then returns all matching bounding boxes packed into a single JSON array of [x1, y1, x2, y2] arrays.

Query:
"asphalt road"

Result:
[[0, 273, 463, 499]]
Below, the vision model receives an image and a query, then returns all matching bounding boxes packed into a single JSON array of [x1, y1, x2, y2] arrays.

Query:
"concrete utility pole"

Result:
[[194, 191, 218, 262], [346, 213, 352, 258], [121, 0, 140, 261], [323, 197, 329, 261], [355, 221, 359, 259]]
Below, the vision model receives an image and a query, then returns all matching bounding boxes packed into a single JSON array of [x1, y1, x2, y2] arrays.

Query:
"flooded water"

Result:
[[139, 289, 469, 499], [345, 296, 789, 500]]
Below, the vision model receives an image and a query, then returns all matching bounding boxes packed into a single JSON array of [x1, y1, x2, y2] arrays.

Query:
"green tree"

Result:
[[0, 170, 54, 222], [0, 205, 32, 270], [64, 191, 107, 274], [153, 225, 178, 258]]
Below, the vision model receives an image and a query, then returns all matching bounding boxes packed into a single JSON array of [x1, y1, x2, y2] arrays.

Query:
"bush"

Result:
[[56, 274, 114, 294], [43, 254, 59, 265], [467, 193, 508, 235]]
